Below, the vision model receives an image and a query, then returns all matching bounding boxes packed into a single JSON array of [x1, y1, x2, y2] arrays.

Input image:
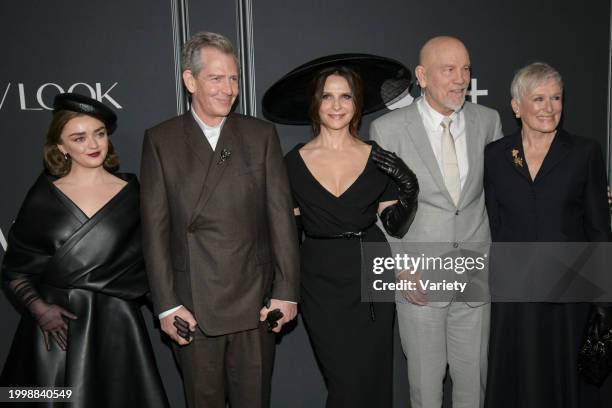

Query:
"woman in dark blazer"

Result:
[[483, 63, 611, 408]]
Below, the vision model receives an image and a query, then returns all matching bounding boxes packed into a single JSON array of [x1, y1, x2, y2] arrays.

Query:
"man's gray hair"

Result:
[[181, 31, 237, 76], [510, 62, 563, 101]]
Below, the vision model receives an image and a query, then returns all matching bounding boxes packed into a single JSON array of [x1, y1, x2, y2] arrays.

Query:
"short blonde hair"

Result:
[[510, 62, 563, 100]]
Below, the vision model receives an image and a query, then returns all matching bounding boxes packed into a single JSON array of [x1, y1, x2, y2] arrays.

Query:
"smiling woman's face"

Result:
[[57, 115, 109, 170], [513, 78, 563, 136], [318, 74, 355, 132]]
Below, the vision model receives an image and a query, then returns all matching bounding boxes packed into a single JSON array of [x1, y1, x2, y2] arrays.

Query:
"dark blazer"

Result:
[[140, 112, 299, 336], [484, 129, 611, 243]]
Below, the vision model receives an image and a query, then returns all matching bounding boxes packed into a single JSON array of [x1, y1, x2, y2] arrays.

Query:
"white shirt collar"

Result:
[[191, 110, 225, 149], [191, 109, 227, 139], [417, 96, 463, 133]]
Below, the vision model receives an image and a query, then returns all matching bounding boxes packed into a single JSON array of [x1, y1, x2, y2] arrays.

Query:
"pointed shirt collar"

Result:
[[417, 96, 464, 137], [191, 110, 226, 150]]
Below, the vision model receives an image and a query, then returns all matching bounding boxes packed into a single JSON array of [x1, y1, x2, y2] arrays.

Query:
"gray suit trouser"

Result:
[[396, 301, 490, 408]]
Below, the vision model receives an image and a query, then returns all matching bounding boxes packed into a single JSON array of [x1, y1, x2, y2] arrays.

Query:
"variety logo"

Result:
[[0, 82, 121, 111]]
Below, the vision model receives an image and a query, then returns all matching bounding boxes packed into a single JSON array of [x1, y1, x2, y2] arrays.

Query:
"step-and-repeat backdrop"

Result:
[[1, 1, 610, 407]]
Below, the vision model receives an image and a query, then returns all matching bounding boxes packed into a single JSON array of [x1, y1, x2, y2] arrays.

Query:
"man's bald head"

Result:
[[415, 36, 471, 115], [419, 36, 469, 67]]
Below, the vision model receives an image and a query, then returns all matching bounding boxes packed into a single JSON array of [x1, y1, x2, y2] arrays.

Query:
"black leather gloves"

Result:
[[372, 143, 419, 239], [9, 279, 77, 350]]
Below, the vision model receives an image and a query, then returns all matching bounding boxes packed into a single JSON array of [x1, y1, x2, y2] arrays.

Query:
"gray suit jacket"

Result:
[[370, 99, 502, 306], [140, 112, 299, 335]]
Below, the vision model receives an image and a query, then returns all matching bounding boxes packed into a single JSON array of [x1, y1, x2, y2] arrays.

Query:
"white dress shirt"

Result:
[[416, 97, 469, 189], [191, 110, 224, 150]]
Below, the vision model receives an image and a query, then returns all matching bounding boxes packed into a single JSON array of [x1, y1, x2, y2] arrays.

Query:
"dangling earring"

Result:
[[63, 152, 69, 161]]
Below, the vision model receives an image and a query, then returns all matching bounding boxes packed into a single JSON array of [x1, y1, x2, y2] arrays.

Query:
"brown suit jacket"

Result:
[[140, 112, 299, 336]]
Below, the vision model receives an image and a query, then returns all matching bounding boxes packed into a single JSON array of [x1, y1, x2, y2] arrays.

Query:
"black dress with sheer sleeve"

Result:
[[0, 173, 169, 408], [285, 141, 397, 408]]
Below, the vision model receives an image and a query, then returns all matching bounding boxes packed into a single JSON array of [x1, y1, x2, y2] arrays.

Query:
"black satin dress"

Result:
[[0, 173, 169, 408], [285, 142, 397, 408]]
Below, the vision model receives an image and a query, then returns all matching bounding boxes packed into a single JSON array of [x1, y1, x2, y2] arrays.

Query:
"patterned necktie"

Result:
[[441, 117, 460, 205]]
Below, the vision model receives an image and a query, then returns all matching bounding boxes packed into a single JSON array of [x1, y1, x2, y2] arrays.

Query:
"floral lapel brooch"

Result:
[[217, 148, 232, 165], [511, 148, 524, 168]]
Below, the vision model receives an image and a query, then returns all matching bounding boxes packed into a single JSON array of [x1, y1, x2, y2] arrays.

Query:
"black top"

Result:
[[484, 129, 611, 243], [285, 140, 398, 237]]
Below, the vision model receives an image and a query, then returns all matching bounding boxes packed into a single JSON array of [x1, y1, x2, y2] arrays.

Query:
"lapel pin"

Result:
[[511, 148, 524, 168], [217, 148, 232, 165]]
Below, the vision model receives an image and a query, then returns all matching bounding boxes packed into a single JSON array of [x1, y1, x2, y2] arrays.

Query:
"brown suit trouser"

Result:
[[172, 322, 275, 408]]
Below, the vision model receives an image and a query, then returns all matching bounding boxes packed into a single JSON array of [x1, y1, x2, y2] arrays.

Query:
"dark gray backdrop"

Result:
[[1, 1, 611, 407]]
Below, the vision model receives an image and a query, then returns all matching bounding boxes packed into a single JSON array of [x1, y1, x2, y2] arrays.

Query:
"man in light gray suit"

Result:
[[370, 36, 502, 408]]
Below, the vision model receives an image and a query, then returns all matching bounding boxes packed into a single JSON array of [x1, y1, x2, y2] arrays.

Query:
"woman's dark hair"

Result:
[[43, 110, 119, 177], [308, 66, 364, 137]]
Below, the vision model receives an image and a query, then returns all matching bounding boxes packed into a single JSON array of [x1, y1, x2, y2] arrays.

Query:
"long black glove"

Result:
[[371, 143, 419, 239], [8, 279, 77, 351]]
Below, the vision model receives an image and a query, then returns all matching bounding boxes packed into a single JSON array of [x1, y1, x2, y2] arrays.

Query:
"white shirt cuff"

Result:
[[158, 305, 182, 319]]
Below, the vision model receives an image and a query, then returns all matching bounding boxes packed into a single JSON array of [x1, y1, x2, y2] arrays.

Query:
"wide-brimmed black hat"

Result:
[[53, 92, 118, 134], [262, 53, 411, 125]]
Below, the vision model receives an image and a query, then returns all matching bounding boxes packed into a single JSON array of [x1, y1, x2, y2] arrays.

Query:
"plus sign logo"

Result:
[[466, 78, 488, 104], [0, 227, 7, 252]]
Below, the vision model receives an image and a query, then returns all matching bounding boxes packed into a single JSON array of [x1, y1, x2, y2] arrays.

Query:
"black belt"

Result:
[[306, 231, 365, 239]]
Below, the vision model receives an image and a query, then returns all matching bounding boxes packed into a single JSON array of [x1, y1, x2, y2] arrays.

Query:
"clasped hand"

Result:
[[161, 306, 197, 346], [259, 299, 297, 333]]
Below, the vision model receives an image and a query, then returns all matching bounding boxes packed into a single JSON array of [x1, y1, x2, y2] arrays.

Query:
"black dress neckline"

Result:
[[46, 173, 135, 221], [295, 140, 374, 200]]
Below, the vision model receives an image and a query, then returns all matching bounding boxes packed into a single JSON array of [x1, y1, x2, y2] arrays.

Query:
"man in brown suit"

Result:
[[140, 31, 300, 408]]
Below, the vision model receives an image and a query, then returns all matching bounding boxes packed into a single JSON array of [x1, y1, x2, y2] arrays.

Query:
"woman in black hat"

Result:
[[267, 56, 418, 407], [0, 93, 169, 408]]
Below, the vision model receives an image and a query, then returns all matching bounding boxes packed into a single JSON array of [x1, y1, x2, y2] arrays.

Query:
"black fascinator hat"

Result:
[[53, 93, 118, 134], [262, 53, 411, 125]]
